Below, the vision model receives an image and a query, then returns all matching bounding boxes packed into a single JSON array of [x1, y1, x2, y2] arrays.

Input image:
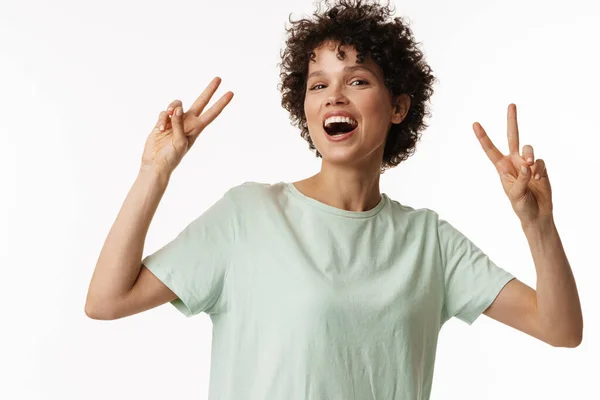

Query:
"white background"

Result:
[[1, 0, 598, 399]]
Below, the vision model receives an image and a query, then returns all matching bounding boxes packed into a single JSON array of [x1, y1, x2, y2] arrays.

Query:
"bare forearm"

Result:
[[522, 216, 583, 346], [85, 166, 170, 314]]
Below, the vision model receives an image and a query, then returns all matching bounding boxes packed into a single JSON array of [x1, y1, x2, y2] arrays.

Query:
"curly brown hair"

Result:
[[278, 0, 436, 173]]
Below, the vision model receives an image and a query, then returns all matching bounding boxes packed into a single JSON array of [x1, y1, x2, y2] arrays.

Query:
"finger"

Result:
[[473, 122, 504, 166], [188, 77, 223, 117], [155, 110, 168, 132], [522, 144, 534, 165], [187, 91, 234, 149], [512, 160, 531, 198], [167, 99, 183, 116], [189, 91, 234, 137], [532, 158, 546, 180], [171, 106, 186, 143], [508, 103, 520, 155], [164, 99, 183, 131]]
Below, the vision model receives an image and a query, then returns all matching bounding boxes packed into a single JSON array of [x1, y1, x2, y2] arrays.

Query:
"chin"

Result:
[[319, 148, 365, 165], [320, 146, 387, 170]]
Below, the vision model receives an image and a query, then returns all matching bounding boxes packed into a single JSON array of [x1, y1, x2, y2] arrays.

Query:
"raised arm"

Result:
[[85, 77, 234, 320], [84, 166, 174, 320]]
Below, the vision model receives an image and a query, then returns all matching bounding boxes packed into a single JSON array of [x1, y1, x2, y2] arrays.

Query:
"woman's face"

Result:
[[304, 40, 407, 170]]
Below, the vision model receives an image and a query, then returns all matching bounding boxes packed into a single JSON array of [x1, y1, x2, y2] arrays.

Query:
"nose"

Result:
[[326, 84, 349, 106]]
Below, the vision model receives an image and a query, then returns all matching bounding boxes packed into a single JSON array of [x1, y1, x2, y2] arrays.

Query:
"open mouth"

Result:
[[323, 119, 358, 136]]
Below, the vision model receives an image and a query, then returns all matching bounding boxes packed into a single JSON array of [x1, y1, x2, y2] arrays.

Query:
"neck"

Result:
[[301, 162, 382, 212]]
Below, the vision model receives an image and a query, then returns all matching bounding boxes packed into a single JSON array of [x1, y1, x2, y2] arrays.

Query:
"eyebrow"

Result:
[[307, 65, 376, 80]]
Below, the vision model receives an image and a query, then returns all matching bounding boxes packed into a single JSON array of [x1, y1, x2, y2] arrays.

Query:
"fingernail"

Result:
[[167, 107, 174, 114], [521, 165, 528, 174], [535, 174, 541, 180], [176, 107, 182, 116], [160, 124, 164, 131], [527, 157, 533, 163]]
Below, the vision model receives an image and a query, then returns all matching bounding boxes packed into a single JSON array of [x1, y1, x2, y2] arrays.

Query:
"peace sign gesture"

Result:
[[473, 103, 553, 226], [141, 77, 234, 176]]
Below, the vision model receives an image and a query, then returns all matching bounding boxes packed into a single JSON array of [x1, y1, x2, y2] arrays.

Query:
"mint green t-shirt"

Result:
[[142, 181, 514, 400]]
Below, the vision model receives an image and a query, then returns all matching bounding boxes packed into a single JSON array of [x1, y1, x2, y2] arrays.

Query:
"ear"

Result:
[[390, 94, 411, 124]]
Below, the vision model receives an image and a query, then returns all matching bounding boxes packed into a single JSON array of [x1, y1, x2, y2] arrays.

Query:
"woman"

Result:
[[85, 0, 583, 399]]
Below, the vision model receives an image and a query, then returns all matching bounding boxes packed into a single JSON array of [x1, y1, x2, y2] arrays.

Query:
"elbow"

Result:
[[84, 300, 117, 321], [548, 330, 583, 348], [84, 304, 101, 320], [541, 315, 584, 348], [84, 303, 105, 320], [562, 332, 583, 348]]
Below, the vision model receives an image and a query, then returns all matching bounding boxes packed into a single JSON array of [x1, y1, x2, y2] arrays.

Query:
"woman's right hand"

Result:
[[140, 76, 234, 176]]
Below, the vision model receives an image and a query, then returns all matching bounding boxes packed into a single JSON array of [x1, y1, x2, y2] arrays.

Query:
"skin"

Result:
[[293, 40, 410, 212], [475, 105, 582, 347], [85, 78, 234, 320], [90, 50, 582, 346], [294, 41, 582, 347]]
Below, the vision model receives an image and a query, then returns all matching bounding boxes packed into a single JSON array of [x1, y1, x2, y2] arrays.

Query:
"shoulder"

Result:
[[385, 195, 440, 225], [224, 180, 287, 207], [226, 180, 283, 197]]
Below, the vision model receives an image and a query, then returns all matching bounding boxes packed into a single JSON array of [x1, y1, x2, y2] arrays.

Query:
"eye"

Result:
[[309, 79, 368, 91]]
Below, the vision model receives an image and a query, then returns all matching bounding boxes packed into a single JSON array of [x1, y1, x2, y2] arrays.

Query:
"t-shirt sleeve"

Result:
[[436, 214, 515, 325], [141, 189, 237, 317]]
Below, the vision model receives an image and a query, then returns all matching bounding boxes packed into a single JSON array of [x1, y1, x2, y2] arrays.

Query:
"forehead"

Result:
[[308, 40, 381, 76], [310, 40, 359, 64]]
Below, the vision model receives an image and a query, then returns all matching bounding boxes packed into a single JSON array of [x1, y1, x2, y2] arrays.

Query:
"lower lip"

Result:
[[325, 126, 357, 142]]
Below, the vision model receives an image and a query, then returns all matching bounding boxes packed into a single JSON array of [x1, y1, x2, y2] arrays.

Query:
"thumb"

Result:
[[171, 106, 186, 142], [512, 163, 531, 197]]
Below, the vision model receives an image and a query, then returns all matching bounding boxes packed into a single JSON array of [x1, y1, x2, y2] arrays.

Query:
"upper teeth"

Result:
[[324, 116, 357, 127]]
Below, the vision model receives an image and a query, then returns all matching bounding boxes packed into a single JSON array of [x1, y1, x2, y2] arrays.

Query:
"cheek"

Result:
[[304, 99, 320, 127], [362, 97, 391, 125]]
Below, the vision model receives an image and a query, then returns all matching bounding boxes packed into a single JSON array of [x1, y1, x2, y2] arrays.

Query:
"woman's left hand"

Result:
[[472, 103, 553, 226]]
